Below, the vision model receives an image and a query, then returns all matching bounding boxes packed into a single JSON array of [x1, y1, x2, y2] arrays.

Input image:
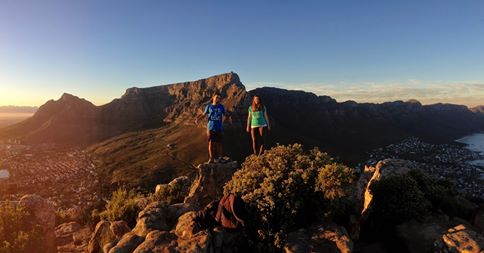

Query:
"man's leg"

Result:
[[208, 130, 215, 162], [217, 142, 222, 158], [208, 140, 215, 161]]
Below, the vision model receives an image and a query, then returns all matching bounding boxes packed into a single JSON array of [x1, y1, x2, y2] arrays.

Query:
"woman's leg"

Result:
[[250, 128, 257, 155], [258, 127, 266, 155]]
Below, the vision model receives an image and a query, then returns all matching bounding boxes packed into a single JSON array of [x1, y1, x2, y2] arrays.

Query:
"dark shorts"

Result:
[[208, 130, 224, 142]]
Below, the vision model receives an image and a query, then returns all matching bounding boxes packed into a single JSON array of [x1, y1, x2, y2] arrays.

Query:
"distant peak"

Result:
[[60, 93, 79, 101], [55, 93, 94, 107], [406, 99, 422, 105]]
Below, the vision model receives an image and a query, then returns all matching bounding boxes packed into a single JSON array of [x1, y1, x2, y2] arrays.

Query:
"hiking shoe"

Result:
[[207, 158, 215, 164], [217, 157, 230, 164], [214, 157, 221, 163]]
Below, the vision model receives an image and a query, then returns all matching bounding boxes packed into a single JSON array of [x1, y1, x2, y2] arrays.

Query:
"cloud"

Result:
[[246, 80, 484, 107]]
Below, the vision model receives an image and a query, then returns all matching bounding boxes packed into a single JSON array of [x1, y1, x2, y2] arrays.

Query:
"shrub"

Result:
[[100, 188, 143, 227], [368, 174, 430, 227], [224, 144, 345, 250], [315, 163, 357, 220], [407, 170, 459, 217], [148, 180, 188, 205], [0, 202, 44, 253]]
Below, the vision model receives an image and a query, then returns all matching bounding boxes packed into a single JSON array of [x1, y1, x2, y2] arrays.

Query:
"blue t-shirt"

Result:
[[204, 103, 225, 132]]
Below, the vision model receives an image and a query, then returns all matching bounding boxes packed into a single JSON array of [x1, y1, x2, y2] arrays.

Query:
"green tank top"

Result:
[[249, 106, 267, 127]]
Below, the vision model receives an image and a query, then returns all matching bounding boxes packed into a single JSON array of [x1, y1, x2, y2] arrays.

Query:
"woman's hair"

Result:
[[251, 95, 264, 111]]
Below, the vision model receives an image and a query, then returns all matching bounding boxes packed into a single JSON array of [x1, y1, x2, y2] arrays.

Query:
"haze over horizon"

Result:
[[1, 0, 483, 107]]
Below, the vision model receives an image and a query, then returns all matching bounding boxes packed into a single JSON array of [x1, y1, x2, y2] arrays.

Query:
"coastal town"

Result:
[[0, 142, 100, 215], [363, 137, 484, 200]]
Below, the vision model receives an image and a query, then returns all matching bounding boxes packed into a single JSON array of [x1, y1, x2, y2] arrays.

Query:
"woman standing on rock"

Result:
[[246, 95, 270, 155]]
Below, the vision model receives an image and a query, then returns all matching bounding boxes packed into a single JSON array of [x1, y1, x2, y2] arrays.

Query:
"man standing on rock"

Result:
[[196, 94, 232, 163]]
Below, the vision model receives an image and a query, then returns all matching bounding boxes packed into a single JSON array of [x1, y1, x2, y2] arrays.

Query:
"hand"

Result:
[[267, 125, 271, 131], [246, 127, 250, 133]]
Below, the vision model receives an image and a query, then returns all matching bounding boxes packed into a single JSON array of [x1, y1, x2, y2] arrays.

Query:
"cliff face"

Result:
[[248, 87, 484, 161], [0, 72, 246, 146]]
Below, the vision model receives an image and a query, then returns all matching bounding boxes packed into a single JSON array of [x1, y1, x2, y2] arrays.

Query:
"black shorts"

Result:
[[208, 130, 224, 142]]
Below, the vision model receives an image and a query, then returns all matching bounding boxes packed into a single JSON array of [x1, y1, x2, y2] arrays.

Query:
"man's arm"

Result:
[[195, 107, 208, 124]]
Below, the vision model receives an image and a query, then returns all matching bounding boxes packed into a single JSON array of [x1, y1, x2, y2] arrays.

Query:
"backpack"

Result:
[[215, 194, 246, 230]]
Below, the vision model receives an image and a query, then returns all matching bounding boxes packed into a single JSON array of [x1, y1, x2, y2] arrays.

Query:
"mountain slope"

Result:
[[0, 72, 246, 146], [2, 73, 484, 191], [0, 93, 98, 145]]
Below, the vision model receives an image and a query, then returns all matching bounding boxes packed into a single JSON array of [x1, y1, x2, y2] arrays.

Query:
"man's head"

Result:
[[212, 94, 221, 104]]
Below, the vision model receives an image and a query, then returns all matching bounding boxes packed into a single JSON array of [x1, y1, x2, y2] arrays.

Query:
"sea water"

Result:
[[456, 133, 484, 167]]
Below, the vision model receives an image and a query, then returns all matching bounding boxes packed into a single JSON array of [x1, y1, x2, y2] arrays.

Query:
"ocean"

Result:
[[456, 133, 484, 167]]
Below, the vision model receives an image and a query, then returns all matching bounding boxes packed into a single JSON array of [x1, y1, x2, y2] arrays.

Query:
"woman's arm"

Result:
[[264, 110, 270, 130], [246, 113, 251, 132]]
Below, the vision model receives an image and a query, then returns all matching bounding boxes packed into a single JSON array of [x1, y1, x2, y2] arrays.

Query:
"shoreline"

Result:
[[456, 132, 484, 168]]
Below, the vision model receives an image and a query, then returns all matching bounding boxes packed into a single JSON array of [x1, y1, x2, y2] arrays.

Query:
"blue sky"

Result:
[[1, 0, 483, 106]]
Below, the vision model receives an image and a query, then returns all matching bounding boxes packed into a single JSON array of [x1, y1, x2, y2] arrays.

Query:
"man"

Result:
[[196, 94, 232, 163]]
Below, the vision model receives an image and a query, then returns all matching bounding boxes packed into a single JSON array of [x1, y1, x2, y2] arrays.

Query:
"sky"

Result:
[[1, 0, 483, 107]]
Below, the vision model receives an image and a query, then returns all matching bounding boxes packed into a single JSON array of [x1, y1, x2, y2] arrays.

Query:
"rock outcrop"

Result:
[[92, 161, 239, 253], [356, 159, 419, 214], [56, 221, 92, 253], [434, 224, 484, 253], [88, 220, 130, 253], [184, 161, 238, 208], [283, 223, 354, 253]]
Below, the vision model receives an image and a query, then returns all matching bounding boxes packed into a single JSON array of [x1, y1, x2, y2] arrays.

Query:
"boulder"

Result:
[[88, 220, 130, 253], [284, 223, 353, 253], [184, 161, 238, 208], [56, 221, 82, 246], [434, 224, 484, 253], [18, 194, 57, 253], [108, 231, 145, 253], [133, 201, 171, 237], [57, 225, 92, 253], [175, 211, 204, 240], [110, 221, 132, 237], [357, 159, 419, 215], [175, 230, 212, 253], [132, 230, 178, 253], [396, 216, 448, 253]]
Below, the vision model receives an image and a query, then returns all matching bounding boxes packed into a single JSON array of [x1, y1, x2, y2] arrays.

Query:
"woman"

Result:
[[246, 95, 270, 155]]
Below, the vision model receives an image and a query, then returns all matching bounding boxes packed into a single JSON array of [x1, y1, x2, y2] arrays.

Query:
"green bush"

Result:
[[100, 188, 143, 227], [368, 174, 430, 226], [148, 181, 187, 205], [0, 202, 44, 253], [315, 163, 357, 220], [224, 144, 349, 250], [406, 170, 459, 216]]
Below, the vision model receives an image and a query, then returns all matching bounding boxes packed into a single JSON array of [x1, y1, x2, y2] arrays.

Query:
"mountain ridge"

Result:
[[1, 72, 483, 154]]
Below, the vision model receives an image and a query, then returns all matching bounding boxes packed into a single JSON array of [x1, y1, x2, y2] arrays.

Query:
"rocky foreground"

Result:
[[8, 156, 484, 253]]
